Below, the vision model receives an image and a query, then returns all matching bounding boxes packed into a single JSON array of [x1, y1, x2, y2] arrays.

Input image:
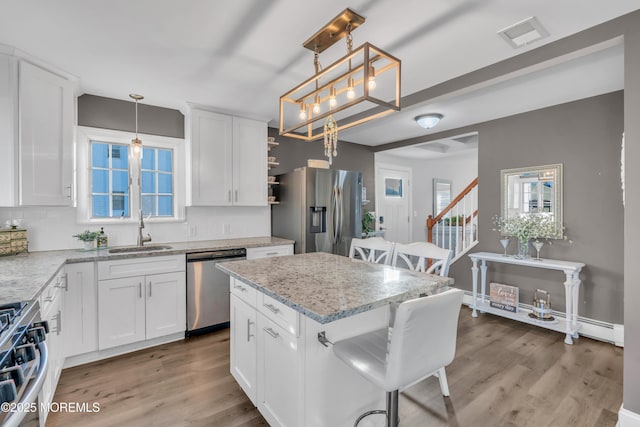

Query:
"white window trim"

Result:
[[76, 126, 186, 224]]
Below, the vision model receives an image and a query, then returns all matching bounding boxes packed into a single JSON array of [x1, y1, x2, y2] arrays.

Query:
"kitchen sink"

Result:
[[108, 245, 173, 254]]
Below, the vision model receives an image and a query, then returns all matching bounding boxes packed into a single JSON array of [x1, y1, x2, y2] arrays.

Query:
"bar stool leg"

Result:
[[387, 390, 399, 427]]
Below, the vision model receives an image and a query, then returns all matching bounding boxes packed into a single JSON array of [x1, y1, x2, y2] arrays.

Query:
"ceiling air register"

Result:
[[279, 8, 401, 164]]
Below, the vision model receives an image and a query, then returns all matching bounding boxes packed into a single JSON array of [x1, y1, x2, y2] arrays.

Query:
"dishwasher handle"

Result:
[[187, 248, 247, 262]]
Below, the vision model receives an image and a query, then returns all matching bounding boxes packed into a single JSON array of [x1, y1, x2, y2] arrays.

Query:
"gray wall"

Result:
[[267, 127, 376, 211], [447, 93, 623, 324], [78, 94, 184, 138]]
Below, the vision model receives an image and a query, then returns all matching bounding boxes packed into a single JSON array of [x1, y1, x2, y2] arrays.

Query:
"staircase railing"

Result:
[[426, 177, 478, 262]]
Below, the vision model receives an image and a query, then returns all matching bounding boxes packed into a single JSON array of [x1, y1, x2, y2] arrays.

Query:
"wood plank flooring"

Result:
[[48, 307, 623, 427]]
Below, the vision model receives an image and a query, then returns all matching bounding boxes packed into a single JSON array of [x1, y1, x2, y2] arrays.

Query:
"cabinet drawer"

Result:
[[98, 255, 185, 280], [230, 278, 257, 308], [259, 293, 298, 336], [246, 245, 293, 260]]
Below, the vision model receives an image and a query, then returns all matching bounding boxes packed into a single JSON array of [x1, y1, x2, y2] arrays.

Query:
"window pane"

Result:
[[142, 171, 156, 193], [92, 170, 108, 193], [111, 145, 128, 169], [142, 195, 157, 216], [112, 194, 129, 218], [158, 173, 172, 194], [158, 149, 172, 172], [142, 148, 155, 170], [112, 171, 129, 194], [92, 143, 108, 168], [92, 195, 109, 217], [158, 196, 173, 216]]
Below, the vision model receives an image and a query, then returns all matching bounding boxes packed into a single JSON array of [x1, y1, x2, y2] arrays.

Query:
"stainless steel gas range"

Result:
[[0, 300, 49, 427]]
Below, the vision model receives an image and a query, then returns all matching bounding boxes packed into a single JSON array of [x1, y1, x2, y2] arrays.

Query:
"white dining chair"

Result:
[[392, 242, 453, 276], [333, 288, 464, 427], [349, 237, 395, 265]]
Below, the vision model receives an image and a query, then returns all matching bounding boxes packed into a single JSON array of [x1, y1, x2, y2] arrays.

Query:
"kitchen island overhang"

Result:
[[217, 252, 455, 427]]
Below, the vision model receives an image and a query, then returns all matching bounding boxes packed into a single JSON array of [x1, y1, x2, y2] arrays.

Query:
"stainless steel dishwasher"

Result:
[[186, 248, 246, 336]]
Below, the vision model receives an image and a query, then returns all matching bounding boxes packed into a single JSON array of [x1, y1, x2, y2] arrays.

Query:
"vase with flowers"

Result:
[[493, 214, 560, 259]]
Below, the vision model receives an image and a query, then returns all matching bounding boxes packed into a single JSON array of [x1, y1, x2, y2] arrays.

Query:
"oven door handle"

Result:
[[3, 341, 49, 427]]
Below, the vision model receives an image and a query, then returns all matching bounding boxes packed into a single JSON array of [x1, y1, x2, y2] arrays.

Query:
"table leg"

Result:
[[471, 259, 479, 317], [480, 260, 488, 307], [563, 270, 574, 345], [572, 272, 581, 339]]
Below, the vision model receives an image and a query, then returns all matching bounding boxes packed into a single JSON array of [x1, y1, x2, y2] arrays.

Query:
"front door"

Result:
[[375, 164, 411, 243]]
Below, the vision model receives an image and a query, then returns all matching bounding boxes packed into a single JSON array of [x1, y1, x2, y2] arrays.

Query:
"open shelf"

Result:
[[268, 141, 279, 151], [267, 181, 280, 185]]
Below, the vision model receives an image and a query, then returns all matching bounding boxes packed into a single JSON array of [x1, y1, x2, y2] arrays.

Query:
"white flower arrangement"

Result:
[[493, 214, 561, 242]]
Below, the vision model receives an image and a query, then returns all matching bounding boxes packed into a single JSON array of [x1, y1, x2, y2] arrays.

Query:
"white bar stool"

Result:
[[349, 237, 395, 265], [392, 242, 453, 277], [333, 288, 464, 427]]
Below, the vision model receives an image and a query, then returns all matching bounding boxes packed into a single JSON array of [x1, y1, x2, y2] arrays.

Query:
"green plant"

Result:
[[362, 211, 376, 234], [73, 230, 100, 242], [442, 215, 465, 226]]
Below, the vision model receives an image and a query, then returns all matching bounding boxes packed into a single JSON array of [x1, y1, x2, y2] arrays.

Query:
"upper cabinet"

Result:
[[0, 49, 74, 207], [188, 108, 267, 206]]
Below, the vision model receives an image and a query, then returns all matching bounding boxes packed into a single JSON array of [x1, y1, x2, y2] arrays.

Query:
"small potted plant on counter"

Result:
[[73, 230, 100, 250]]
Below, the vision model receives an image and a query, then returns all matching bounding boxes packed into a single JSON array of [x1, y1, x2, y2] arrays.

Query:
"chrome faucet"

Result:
[[137, 210, 152, 247]]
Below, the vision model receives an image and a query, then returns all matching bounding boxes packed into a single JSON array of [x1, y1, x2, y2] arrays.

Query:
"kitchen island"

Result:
[[217, 252, 453, 427]]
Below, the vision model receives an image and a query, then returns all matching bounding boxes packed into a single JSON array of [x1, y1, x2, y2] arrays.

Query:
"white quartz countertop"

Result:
[[217, 252, 454, 324], [0, 236, 293, 304]]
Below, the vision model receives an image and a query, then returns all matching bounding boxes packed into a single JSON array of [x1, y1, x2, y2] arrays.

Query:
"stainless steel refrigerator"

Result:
[[272, 167, 362, 256]]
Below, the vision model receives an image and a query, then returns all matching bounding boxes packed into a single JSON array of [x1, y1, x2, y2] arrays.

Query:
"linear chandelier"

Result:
[[279, 8, 401, 164]]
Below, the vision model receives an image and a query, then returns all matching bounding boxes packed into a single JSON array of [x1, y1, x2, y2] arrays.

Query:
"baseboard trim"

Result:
[[618, 405, 640, 427], [460, 292, 623, 346], [63, 332, 184, 368]]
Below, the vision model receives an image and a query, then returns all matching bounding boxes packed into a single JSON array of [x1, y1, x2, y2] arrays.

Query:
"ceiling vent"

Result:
[[498, 16, 549, 49]]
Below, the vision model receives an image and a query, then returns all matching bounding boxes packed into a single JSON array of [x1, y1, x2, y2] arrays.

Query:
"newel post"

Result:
[[426, 215, 434, 243]]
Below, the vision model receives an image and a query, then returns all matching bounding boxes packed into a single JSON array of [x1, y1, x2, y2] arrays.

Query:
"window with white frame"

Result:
[[77, 127, 185, 223]]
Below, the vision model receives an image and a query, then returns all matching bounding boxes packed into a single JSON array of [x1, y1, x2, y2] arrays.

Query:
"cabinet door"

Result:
[[232, 117, 267, 206], [257, 314, 301, 427], [19, 61, 73, 206], [0, 54, 18, 206], [39, 283, 63, 412], [64, 262, 98, 357], [145, 272, 186, 340], [98, 277, 146, 350], [230, 294, 257, 405], [189, 109, 233, 206]]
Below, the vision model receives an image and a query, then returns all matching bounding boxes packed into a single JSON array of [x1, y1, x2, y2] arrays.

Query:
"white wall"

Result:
[[0, 206, 271, 251], [375, 150, 478, 242]]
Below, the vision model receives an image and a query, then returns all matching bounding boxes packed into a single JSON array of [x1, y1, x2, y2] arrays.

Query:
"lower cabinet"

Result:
[[63, 262, 98, 357], [38, 269, 65, 424], [98, 271, 186, 350], [230, 294, 257, 405], [230, 277, 302, 427], [257, 313, 301, 427], [246, 244, 293, 260]]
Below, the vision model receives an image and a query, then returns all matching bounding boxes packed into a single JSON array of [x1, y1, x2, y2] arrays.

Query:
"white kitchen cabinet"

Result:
[[98, 256, 186, 350], [0, 50, 74, 207], [257, 312, 302, 427], [245, 244, 293, 260], [38, 269, 65, 425], [63, 262, 98, 357], [230, 293, 257, 405], [188, 108, 267, 206]]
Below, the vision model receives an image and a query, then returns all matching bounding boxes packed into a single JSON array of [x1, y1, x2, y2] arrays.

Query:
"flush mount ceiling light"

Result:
[[415, 113, 443, 129], [279, 8, 401, 164], [129, 93, 144, 158]]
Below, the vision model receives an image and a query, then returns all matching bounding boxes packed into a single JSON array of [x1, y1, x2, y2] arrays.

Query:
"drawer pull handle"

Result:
[[266, 252, 278, 256], [263, 327, 279, 339], [263, 303, 280, 314], [149, 281, 152, 297], [234, 284, 247, 292]]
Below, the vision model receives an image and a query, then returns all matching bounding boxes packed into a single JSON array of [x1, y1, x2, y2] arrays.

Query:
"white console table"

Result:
[[468, 252, 585, 345]]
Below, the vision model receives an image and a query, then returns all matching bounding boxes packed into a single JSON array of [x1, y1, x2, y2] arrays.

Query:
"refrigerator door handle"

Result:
[[337, 186, 344, 242], [332, 185, 339, 245]]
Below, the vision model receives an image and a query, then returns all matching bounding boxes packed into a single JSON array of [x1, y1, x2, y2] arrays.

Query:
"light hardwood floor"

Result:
[[48, 307, 622, 427]]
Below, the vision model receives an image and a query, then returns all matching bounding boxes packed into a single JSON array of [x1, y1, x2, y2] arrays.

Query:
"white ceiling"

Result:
[[0, 1, 636, 147]]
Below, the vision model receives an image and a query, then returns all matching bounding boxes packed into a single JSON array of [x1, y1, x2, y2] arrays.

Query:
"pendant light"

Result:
[[130, 94, 144, 158]]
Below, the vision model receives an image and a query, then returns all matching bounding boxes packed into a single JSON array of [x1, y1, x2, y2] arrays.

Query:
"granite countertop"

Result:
[[0, 236, 293, 304], [217, 252, 454, 324]]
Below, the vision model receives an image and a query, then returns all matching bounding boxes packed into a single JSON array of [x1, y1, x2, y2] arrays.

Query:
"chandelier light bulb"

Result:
[[346, 77, 356, 99], [368, 65, 376, 90], [329, 86, 337, 108], [313, 94, 321, 114], [298, 103, 307, 120]]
